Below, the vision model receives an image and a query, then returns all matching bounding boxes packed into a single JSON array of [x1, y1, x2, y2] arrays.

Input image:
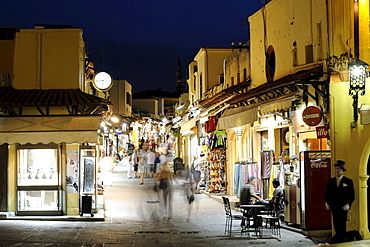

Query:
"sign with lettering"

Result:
[[316, 126, 329, 139]]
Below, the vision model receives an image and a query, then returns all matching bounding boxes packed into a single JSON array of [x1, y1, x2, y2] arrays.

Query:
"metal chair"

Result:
[[222, 196, 247, 237], [257, 197, 283, 237]]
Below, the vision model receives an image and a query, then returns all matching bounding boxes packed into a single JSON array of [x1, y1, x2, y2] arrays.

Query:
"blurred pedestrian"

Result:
[[183, 179, 195, 221], [325, 160, 355, 243], [191, 155, 201, 193], [127, 153, 133, 179], [156, 162, 174, 219], [147, 148, 156, 178], [138, 149, 147, 185], [132, 149, 139, 178], [154, 152, 160, 175]]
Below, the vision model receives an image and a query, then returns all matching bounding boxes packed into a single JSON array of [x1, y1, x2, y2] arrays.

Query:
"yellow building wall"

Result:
[[193, 48, 232, 101], [225, 49, 250, 88], [7, 145, 17, 212], [0, 40, 15, 82], [249, 0, 328, 88], [330, 79, 370, 238], [66, 144, 80, 215], [13, 29, 85, 90]]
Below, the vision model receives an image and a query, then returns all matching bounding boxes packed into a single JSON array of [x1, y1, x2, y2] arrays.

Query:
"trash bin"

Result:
[[80, 195, 94, 217]]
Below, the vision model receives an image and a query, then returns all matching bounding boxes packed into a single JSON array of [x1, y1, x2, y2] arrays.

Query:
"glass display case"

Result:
[[18, 148, 58, 186], [18, 190, 59, 211], [17, 145, 61, 215]]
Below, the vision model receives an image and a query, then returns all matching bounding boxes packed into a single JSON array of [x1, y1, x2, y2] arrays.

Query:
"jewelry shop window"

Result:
[[17, 145, 61, 215]]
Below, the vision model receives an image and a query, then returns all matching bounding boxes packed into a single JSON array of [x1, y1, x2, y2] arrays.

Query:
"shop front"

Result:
[[0, 115, 101, 216]]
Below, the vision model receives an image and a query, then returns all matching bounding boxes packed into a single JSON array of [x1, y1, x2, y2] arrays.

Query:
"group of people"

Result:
[[126, 144, 167, 185], [239, 176, 284, 227], [238, 159, 355, 244]]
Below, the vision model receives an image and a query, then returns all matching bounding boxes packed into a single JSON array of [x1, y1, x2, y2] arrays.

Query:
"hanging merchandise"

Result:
[[260, 150, 275, 199], [210, 129, 227, 150], [203, 115, 218, 133], [204, 149, 226, 193], [234, 162, 260, 197]]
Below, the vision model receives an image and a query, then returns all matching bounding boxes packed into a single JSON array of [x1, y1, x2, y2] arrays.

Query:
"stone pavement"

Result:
[[0, 171, 360, 247]]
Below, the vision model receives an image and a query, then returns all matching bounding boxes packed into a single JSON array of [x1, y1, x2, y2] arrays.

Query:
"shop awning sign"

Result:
[[302, 106, 322, 126]]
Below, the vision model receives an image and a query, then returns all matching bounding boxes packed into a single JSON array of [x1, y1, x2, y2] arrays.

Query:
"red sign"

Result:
[[302, 106, 322, 126], [316, 126, 329, 139]]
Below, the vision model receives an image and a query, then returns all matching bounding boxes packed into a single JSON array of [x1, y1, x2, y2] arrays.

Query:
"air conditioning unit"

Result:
[[0, 73, 10, 87]]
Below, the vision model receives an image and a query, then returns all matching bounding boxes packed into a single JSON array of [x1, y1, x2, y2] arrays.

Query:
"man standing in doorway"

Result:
[[325, 160, 355, 243]]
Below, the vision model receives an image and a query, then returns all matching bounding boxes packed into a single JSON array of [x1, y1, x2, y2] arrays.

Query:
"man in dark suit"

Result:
[[325, 160, 355, 243]]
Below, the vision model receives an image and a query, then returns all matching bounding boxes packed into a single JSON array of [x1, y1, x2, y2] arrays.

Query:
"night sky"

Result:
[[1, 0, 263, 93]]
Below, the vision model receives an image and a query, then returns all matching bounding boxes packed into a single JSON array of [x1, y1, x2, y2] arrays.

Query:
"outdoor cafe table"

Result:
[[239, 204, 267, 237]]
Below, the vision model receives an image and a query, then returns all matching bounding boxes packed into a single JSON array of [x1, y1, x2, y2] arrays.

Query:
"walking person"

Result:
[[156, 162, 174, 219], [325, 160, 355, 243], [138, 148, 147, 185], [191, 155, 201, 193], [146, 148, 156, 178], [127, 153, 133, 179], [183, 179, 195, 221], [132, 149, 139, 178]]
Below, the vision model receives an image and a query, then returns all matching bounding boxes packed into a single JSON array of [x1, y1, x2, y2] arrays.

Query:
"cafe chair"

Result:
[[222, 196, 247, 237], [257, 197, 283, 238]]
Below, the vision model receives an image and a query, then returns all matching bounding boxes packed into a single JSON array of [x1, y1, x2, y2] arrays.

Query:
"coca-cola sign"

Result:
[[310, 160, 329, 169], [316, 126, 329, 139]]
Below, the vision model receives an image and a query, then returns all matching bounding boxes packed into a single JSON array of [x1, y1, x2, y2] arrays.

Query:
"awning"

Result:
[[217, 105, 258, 129], [0, 115, 101, 145], [180, 117, 197, 134], [259, 97, 293, 115]]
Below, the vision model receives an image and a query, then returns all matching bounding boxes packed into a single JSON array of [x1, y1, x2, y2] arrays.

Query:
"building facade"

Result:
[[0, 26, 110, 216]]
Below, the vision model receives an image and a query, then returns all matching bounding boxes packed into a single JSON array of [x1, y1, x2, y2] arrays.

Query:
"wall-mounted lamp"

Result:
[[349, 59, 368, 123]]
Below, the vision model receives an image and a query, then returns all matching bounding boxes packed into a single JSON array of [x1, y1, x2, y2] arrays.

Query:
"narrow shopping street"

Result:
[[0, 166, 321, 247]]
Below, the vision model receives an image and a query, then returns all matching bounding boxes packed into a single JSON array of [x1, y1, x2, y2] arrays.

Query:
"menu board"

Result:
[[82, 157, 94, 193]]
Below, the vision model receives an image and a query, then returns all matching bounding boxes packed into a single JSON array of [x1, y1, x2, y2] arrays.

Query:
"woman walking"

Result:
[[156, 162, 174, 219]]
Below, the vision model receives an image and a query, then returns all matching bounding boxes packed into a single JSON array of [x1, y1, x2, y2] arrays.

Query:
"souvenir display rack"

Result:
[[205, 148, 226, 192]]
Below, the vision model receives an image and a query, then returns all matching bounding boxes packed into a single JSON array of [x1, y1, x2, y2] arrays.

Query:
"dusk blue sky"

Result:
[[1, 0, 263, 92]]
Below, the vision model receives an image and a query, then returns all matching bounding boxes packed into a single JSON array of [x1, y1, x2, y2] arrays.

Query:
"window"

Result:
[[219, 74, 224, 84], [17, 145, 61, 214], [243, 68, 247, 82], [193, 75, 196, 91], [18, 190, 59, 211], [237, 73, 240, 84], [265, 45, 276, 82], [126, 92, 132, 106], [261, 131, 269, 150], [305, 44, 314, 64], [200, 73, 203, 99], [18, 148, 58, 186]]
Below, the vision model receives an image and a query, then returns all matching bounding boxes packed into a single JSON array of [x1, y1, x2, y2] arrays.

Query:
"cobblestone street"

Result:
[[0, 171, 319, 247]]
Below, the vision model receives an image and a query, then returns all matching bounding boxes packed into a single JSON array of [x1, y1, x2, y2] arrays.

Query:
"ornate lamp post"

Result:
[[349, 0, 368, 124]]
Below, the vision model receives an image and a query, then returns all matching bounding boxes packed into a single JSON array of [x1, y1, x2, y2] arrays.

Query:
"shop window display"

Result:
[[18, 148, 58, 186], [17, 147, 61, 214], [18, 190, 59, 211]]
